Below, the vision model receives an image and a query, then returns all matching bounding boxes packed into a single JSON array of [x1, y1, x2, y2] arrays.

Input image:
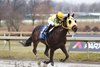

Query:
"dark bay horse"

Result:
[[20, 13, 77, 66]]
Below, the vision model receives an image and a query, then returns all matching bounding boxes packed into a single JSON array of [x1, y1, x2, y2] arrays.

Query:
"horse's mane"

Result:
[[51, 26, 62, 32]]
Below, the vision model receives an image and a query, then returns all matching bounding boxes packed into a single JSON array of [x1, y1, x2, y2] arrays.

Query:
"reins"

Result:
[[62, 24, 69, 30]]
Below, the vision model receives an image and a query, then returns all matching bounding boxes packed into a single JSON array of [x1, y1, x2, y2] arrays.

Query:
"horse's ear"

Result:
[[67, 13, 70, 17], [72, 13, 74, 17]]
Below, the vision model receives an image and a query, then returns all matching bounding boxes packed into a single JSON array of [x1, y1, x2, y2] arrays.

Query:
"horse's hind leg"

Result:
[[32, 41, 39, 55], [60, 46, 69, 62], [44, 45, 49, 57]]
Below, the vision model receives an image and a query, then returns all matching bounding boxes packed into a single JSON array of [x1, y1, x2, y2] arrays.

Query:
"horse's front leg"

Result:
[[60, 45, 69, 62], [44, 48, 55, 66], [44, 45, 49, 57]]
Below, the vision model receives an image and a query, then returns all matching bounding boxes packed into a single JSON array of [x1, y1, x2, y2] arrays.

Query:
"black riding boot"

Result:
[[46, 25, 53, 35]]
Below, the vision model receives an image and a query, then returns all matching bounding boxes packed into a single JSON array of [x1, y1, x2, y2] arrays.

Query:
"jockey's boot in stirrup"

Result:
[[46, 25, 53, 35]]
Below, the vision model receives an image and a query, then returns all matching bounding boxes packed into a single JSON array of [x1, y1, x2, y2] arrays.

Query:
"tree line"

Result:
[[0, 0, 100, 31]]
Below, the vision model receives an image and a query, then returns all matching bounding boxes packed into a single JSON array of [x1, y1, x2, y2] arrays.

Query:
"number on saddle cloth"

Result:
[[39, 26, 48, 40]]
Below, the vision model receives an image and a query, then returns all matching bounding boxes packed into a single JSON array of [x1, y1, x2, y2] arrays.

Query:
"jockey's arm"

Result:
[[48, 19, 54, 26], [48, 15, 61, 27], [48, 19, 59, 27], [54, 22, 60, 27]]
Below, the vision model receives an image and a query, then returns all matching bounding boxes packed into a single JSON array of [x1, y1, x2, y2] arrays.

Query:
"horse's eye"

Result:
[[75, 20, 77, 23], [69, 20, 71, 24]]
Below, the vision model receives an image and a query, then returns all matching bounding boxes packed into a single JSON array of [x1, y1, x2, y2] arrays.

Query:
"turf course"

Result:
[[0, 41, 100, 63]]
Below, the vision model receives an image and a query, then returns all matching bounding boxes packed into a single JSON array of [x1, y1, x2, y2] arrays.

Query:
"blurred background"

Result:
[[0, 0, 100, 32]]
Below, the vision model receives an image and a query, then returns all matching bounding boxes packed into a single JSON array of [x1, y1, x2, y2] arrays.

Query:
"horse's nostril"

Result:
[[72, 25, 77, 32]]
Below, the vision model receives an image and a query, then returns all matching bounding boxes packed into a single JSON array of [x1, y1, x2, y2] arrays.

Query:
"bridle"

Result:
[[61, 18, 71, 34], [61, 17, 69, 30], [58, 21, 70, 35]]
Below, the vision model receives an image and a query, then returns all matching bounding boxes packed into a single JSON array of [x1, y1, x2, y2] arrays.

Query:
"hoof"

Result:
[[44, 61, 48, 64], [60, 59, 65, 62], [33, 49, 37, 55], [43, 61, 50, 64], [44, 61, 54, 66], [51, 62, 54, 66]]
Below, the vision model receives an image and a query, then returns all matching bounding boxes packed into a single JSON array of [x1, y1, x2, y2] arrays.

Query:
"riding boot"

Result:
[[46, 25, 53, 35]]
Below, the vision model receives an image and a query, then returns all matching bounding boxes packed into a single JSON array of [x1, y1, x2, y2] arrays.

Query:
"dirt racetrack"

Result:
[[0, 59, 100, 67]]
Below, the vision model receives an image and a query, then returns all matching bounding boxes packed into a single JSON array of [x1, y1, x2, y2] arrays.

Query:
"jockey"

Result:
[[45, 11, 64, 34]]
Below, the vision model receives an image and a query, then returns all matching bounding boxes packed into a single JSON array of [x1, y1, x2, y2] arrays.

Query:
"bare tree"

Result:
[[83, 25, 91, 32], [30, 0, 36, 25], [92, 26, 99, 32], [35, 0, 52, 24], [29, 0, 53, 25], [0, 0, 6, 27], [3, 0, 26, 31]]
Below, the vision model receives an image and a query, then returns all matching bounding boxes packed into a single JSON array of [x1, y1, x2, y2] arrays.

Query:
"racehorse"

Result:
[[20, 13, 77, 66]]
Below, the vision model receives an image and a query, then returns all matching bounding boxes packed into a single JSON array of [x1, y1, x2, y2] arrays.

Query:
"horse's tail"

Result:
[[20, 36, 32, 47], [25, 36, 32, 46], [20, 26, 37, 47]]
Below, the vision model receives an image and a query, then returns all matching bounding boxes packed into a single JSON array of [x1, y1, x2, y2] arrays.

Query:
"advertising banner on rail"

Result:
[[68, 34, 100, 52]]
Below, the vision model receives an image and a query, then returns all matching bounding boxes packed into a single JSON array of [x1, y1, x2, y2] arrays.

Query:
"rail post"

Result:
[[86, 41, 89, 60], [20, 32, 23, 42], [3, 34, 7, 49], [6, 39, 11, 57]]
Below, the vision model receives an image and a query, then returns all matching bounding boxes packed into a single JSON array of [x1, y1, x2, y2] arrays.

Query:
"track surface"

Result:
[[0, 59, 100, 67]]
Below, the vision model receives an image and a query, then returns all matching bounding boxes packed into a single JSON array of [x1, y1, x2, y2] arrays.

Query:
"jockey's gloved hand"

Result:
[[59, 20, 64, 24]]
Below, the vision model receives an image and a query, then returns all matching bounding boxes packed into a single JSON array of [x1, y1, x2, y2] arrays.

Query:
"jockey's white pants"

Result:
[[48, 19, 54, 26]]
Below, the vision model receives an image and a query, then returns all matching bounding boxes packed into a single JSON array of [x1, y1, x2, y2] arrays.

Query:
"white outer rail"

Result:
[[0, 36, 100, 41]]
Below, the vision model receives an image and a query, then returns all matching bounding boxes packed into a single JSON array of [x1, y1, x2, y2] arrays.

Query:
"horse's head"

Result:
[[62, 13, 77, 32]]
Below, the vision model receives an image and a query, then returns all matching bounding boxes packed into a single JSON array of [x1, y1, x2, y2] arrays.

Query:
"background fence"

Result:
[[0, 32, 100, 60]]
